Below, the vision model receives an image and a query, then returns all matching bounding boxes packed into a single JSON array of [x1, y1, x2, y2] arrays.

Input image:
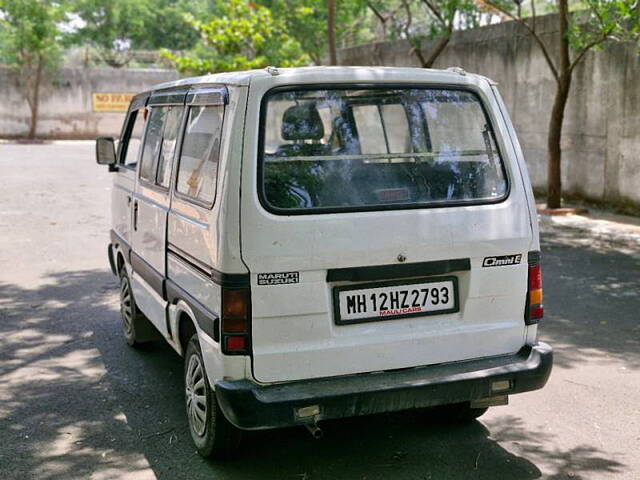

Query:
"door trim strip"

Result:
[[327, 258, 471, 283], [166, 279, 219, 342], [167, 243, 249, 288], [131, 251, 166, 299]]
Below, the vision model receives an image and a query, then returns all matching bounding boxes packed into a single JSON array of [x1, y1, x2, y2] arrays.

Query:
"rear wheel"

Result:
[[184, 334, 242, 458]]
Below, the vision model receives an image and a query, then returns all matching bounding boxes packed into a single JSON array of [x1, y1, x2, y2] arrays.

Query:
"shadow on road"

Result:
[[487, 415, 625, 480], [0, 266, 629, 479], [0, 270, 155, 479], [541, 221, 640, 370]]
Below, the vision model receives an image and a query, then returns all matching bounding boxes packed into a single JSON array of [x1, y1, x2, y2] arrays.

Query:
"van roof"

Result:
[[149, 66, 493, 92]]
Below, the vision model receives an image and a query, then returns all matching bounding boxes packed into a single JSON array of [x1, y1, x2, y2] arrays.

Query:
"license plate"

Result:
[[333, 277, 459, 325]]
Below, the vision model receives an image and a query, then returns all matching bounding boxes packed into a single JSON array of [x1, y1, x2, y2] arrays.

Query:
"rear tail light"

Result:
[[221, 288, 251, 355], [525, 251, 543, 324]]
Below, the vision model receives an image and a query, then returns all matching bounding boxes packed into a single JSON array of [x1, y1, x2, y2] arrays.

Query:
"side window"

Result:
[[139, 107, 168, 183], [421, 100, 490, 153], [380, 104, 410, 153], [352, 105, 386, 154], [353, 104, 413, 163], [176, 106, 224, 205], [156, 106, 184, 188], [121, 109, 146, 167]]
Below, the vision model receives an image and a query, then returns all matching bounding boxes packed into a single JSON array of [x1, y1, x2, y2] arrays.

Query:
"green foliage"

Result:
[[164, 0, 310, 75], [366, 0, 481, 38], [486, 0, 639, 55], [390, 0, 483, 67], [70, 0, 147, 50], [262, 0, 371, 64], [364, 0, 483, 67], [424, 0, 481, 36], [0, 0, 68, 68], [567, 0, 640, 53], [70, 0, 215, 54], [139, 0, 219, 51]]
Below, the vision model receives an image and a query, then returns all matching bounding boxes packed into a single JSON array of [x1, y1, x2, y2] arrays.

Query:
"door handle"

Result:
[[133, 200, 139, 231]]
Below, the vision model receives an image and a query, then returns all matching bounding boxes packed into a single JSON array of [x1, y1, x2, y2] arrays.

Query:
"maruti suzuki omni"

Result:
[[96, 66, 552, 458]]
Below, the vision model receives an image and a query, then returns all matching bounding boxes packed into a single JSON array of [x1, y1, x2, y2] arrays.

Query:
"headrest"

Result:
[[281, 103, 324, 141]]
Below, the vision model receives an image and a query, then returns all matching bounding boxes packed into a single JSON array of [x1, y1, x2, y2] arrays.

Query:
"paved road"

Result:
[[1, 142, 639, 480]]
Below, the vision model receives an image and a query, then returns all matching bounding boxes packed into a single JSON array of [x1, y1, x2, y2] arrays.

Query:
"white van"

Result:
[[96, 66, 552, 457]]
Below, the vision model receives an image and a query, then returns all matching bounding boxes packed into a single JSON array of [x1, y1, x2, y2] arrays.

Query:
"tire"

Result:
[[184, 334, 242, 458], [433, 402, 489, 423], [118, 269, 156, 347]]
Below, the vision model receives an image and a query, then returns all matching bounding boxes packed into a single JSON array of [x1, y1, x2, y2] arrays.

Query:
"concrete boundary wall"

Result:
[[1, 20, 638, 207], [339, 15, 640, 207], [0, 67, 179, 140]]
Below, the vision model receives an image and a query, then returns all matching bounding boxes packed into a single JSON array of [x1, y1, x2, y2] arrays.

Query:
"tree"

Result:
[[483, 0, 640, 208], [367, 0, 482, 68], [366, 0, 409, 38], [0, 0, 69, 138], [70, 0, 214, 67], [70, 0, 148, 67], [137, 0, 219, 51], [163, 0, 309, 75], [262, 0, 371, 65]]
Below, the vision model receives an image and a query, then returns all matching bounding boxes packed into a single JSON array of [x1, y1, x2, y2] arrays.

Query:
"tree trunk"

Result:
[[546, 75, 571, 208], [417, 33, 451, 68], [27, 55, 44, 139], [546, 0, 571, 209], [367, 2, 387, 39], [411, 21, 453, 69], [327, 0, 337, 65]]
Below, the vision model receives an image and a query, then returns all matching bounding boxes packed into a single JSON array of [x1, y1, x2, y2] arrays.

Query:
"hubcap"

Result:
[[186, 354, 208, 437], [120, 278, 134, 337]]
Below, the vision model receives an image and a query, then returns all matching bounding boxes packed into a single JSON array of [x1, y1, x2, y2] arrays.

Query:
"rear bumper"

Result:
[[215, 342, 553, 430]]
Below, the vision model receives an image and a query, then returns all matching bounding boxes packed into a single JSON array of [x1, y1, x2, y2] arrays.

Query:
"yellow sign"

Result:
[[92, 92, 135, 113]]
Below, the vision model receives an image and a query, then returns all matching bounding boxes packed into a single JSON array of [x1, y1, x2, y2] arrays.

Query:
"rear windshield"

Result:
[[259, 87, 508, 213]]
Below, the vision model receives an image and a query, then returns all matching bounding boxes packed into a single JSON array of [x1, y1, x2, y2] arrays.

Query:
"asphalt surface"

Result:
[[1, 142, 639, 480]]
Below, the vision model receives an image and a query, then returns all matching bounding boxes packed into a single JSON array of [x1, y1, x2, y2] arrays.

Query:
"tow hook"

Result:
[[305, 422, 324, 439], [470, 394, 509, 408]]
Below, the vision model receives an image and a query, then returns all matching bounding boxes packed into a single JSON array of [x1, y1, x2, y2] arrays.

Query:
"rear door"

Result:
[[130, 89, 186, 336], [167, 88, 227, 317], [241, 78, 533, 383]]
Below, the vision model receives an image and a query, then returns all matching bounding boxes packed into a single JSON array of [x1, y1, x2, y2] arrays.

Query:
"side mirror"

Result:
[[96, 137, 117, 171]]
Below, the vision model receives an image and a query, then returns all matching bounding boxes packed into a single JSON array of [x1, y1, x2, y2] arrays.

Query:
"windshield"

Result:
[[260, 87, 508, 213]]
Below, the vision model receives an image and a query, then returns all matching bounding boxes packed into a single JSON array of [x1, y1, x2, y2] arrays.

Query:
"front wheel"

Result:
[[119, 272, 144, 347], [184, 334, 242, 458]]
